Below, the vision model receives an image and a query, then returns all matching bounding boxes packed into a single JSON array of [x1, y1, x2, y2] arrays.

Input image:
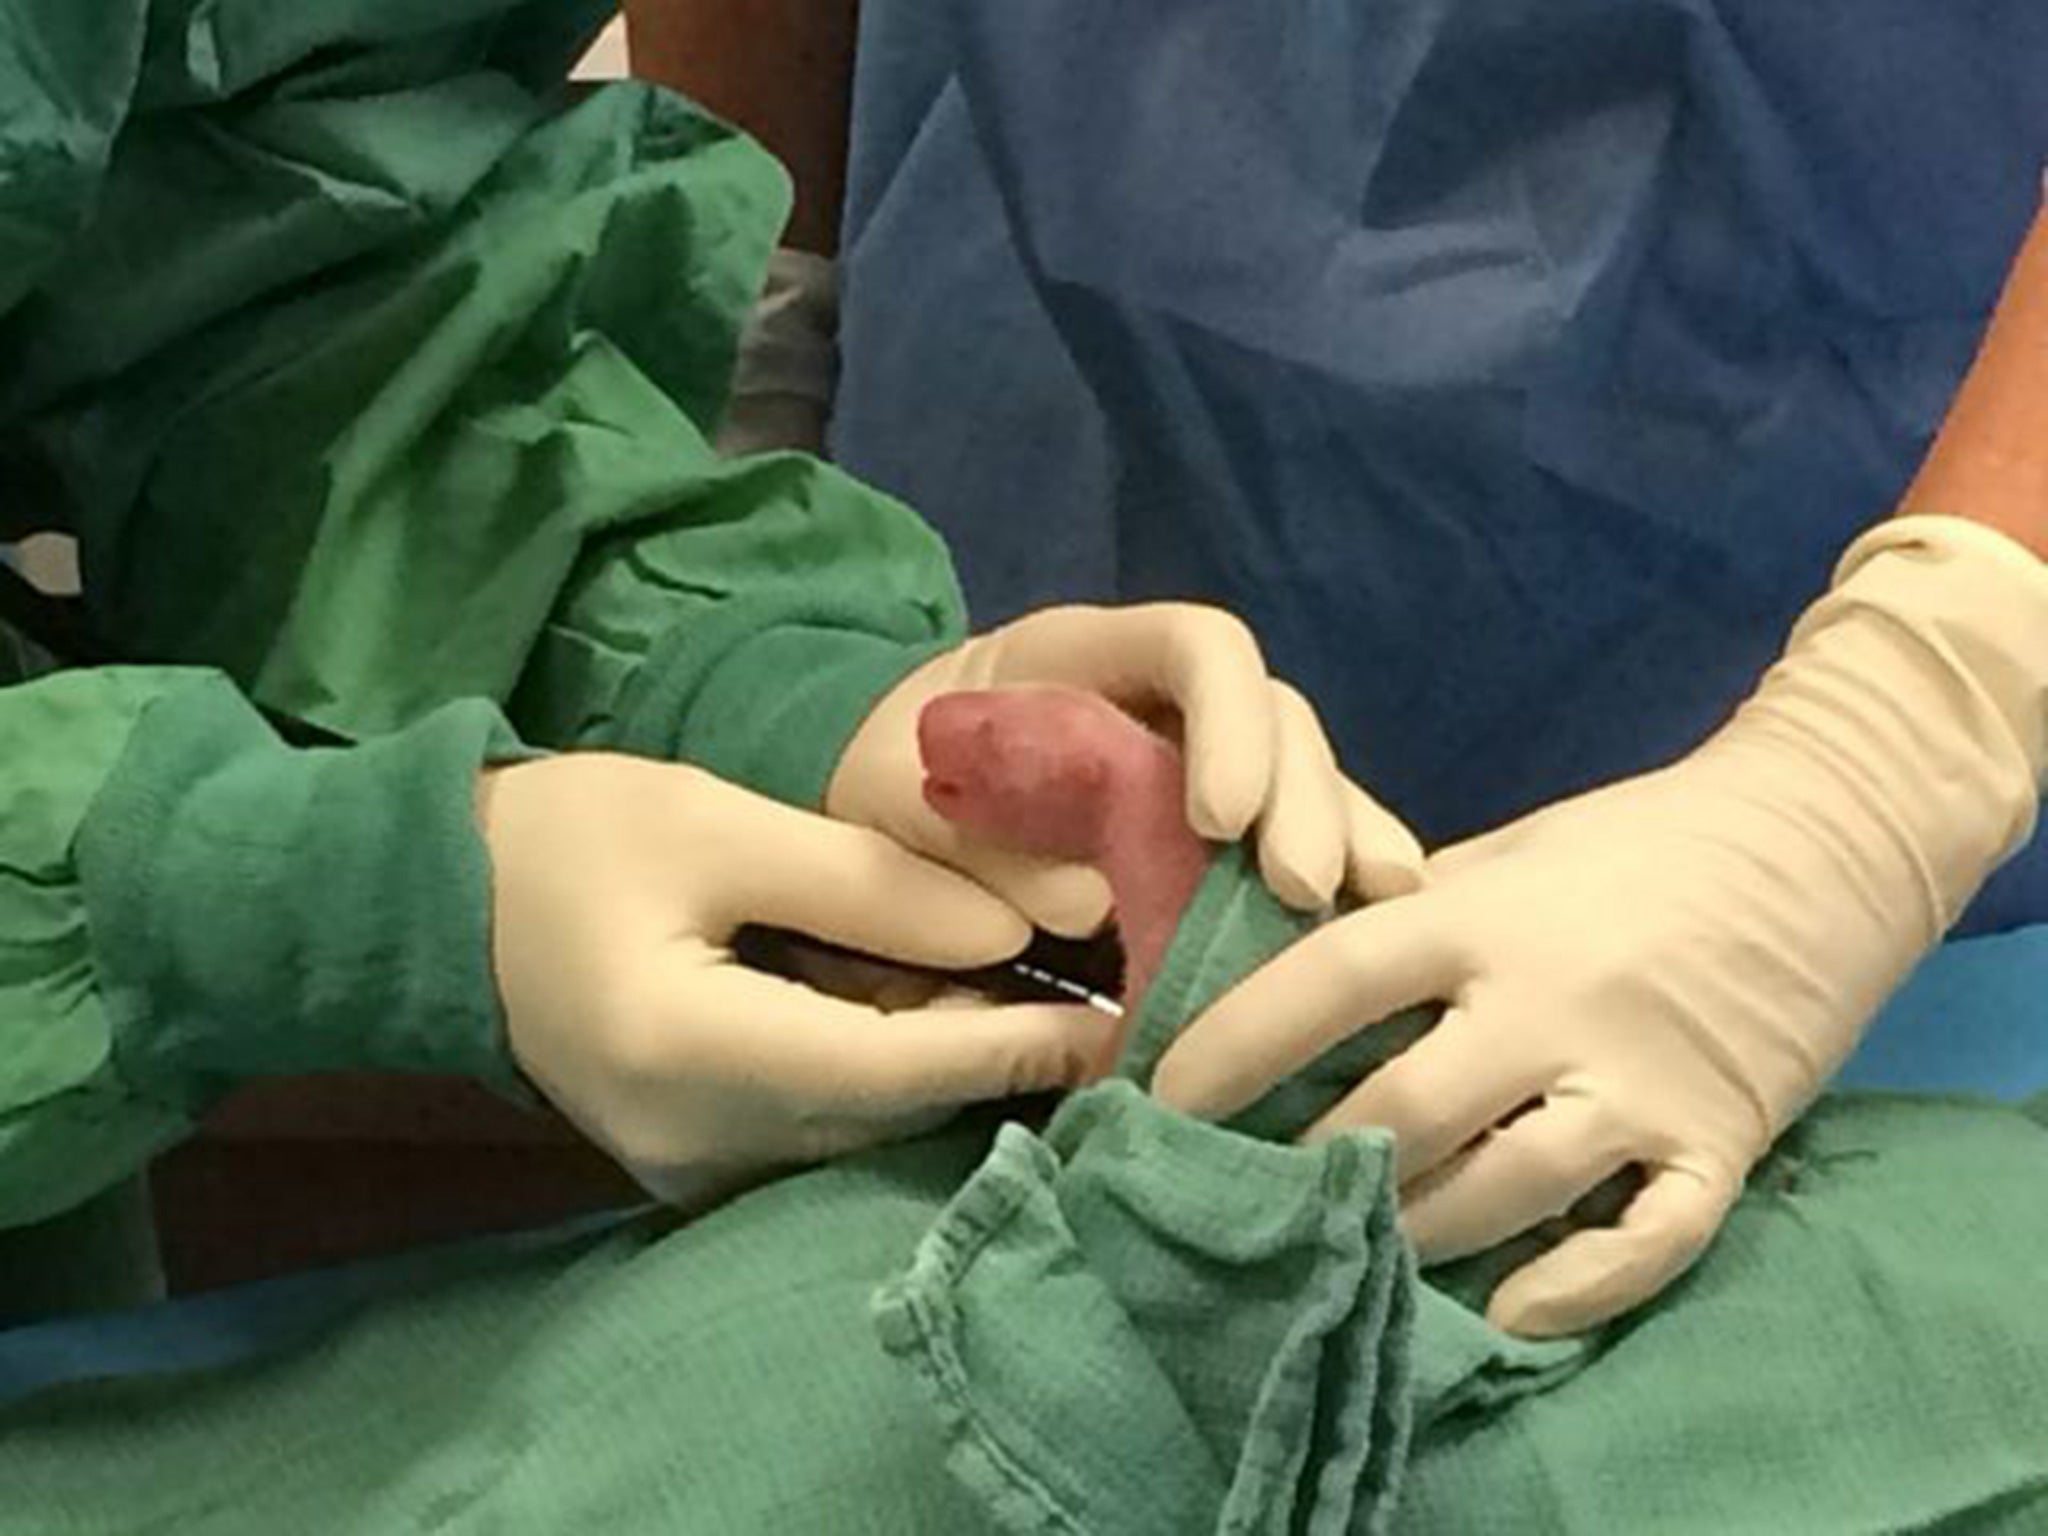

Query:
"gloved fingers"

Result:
[[1483, 1161, 1739, 1338], [837, 997, 1120, 1108], [1422, 801, 1549, 883], [1163, 607, 1280, 842], [718, 802, 1034, 968], [1395, 1096, 1635, 1261], [1342, 778, 1426, 901], [912, 982, 1012, 1010], [1255, 682, 1349, 909], [651, 964, 1113, 1110], [785, 1101, 964, 1167], [630, 1103, 964, 1211], [713, 970, 1114, 1113], [924, 840, 1116, 940], [1301, 1005, 1548, 1183], [1153, 895, 1465, 1119]]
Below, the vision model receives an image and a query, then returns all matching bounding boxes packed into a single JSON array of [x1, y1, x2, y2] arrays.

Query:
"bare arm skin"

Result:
[[624, 0, 860, 255]]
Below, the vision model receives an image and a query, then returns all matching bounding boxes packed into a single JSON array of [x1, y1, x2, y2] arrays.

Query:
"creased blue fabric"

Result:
[[836, 0, 2048, 937]]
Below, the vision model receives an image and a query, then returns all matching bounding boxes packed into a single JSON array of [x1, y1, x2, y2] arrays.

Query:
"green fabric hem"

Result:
[[619, 604, 951, 810], [77, 683, 528, 1104], [879, 842, 1606, 1530], [872, 1123, 1094, 1536], [873, 1082, 1417, 1535]]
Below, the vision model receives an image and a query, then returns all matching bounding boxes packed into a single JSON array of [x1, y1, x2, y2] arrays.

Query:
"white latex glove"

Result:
[[479, 752, 1114, 1208], [829, 603, 1424, 934], [1155, 518, 2048, 1336]]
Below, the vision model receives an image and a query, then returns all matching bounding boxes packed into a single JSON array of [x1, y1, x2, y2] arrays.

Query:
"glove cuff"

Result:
[[1747, 515, 2048, 933], [77, 690, 533, 1104], [1825, 513, 2048, 809], [619, 599, 952, 811]]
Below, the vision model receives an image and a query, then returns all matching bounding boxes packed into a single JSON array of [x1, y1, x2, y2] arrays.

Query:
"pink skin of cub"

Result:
[[917, 688, 1212, 1066]]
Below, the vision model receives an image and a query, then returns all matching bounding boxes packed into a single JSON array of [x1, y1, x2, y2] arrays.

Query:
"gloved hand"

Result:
[[478, 752, 1114, 1207], [828, 603, 1423, 935], [1154, 517, 2048, 1336]]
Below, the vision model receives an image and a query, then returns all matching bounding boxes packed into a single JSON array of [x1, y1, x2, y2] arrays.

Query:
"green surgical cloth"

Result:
[[1, 5, 2044, 1525], [0, 665, 522, 1238], [877, 852, 2048, 1532], [0, 0, 967, 1256], [0, 8, 962, 776], [5, 850, 2047, 1532], [869, 852, 1584, 1536]]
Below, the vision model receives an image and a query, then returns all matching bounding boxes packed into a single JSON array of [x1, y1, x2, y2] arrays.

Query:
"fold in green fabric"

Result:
[[0, 667, 527, 1237], [1395, 1091, 2048, 1535], [0, 1122, 998, 1533], [76, 681, 529, 1095], [7, 842, 2045, 1532], [873, 1087, 1416, 1536], [0, 0, 976, 1258], [872, 850, 1587, 1536], [873, 852, 2048, 1533], [0, 2, 2044, 1523], [4, 23, 963, 805]]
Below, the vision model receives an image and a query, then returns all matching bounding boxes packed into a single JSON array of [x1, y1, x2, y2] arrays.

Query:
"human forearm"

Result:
[[1900, 201, 2048, 557], [625, 0, 860, 254]]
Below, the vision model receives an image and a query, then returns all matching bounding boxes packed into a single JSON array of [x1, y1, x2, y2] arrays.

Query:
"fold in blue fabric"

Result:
[[835, 0, 2048, 936]]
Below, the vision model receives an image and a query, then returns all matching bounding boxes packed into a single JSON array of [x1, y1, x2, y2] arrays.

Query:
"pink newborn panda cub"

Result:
[[917, 686, 1212, 1075]]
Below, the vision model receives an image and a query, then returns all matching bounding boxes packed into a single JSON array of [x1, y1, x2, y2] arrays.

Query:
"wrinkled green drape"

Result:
[[0, 0, 963, 1246]]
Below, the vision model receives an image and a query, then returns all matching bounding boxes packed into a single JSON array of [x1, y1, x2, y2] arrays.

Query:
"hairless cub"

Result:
[[918, 687, 1212, 1059]]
